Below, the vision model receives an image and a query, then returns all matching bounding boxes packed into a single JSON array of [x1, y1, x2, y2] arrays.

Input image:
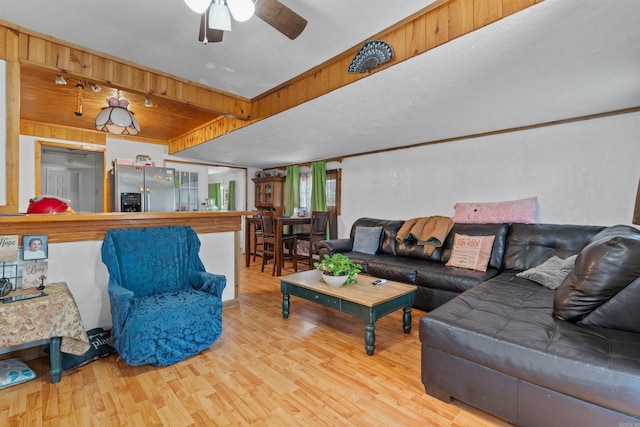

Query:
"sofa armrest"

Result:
[[317, 239, 353, 258]]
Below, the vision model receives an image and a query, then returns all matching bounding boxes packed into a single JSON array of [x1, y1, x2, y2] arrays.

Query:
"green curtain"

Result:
[[285, 165, 300, 216], [209, 183, 222, 211], [310, 161, 327, 212], [310, 161, 329, 239], [228, 180, 236, 211]]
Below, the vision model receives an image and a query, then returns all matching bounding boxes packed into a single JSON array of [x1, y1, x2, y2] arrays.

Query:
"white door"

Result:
[[45, 169, 80, 208]]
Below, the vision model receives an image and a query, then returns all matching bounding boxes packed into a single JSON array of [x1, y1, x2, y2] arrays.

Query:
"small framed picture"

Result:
[[23, 235, 48, 261]]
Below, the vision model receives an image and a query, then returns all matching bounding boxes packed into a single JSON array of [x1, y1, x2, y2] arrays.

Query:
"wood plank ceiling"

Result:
[[20, 65, 223, 143]]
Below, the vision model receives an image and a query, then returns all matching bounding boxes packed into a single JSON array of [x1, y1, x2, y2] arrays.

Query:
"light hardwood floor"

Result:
[[1, 261, 511, 426]]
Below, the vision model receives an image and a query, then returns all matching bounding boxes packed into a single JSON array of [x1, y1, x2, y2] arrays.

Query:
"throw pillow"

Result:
[[554, 236, 640, 322], [445, 234, 495, 272], [0, 358, 37, 389], [352, 226, 383, 255], [516, 254, 578, 290], [45, 327, 116, 371], [451, 197, 537, 224]]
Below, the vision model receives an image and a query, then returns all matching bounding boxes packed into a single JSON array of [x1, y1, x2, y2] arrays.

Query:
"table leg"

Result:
[[245, 217, 251, 267], [403, 307, 412, 333], [282, 293, 290, 318], [49, 337, 63, 383], [364, 323, 375, 356], [275, 218, 283, 276]]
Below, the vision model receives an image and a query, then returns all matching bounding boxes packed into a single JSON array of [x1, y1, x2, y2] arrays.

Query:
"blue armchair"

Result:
[[101, 226, 226, 366]]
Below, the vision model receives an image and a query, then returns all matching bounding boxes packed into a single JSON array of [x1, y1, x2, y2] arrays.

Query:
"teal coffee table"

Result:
[[280, 270, 416, 355]]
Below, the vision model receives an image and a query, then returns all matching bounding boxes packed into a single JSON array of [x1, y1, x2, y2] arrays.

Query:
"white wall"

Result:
[[339, 112, 640, 237]]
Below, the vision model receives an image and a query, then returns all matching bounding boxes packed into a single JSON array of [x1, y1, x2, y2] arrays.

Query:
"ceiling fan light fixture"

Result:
[[227, 0, 255, 22], [209, 1, 232, 31], [184, 0, 211, 14], [95, 96, 140, 136]]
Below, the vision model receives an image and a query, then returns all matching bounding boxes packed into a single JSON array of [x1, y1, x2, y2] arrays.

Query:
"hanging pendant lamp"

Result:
[[95, 93, 140, 136]]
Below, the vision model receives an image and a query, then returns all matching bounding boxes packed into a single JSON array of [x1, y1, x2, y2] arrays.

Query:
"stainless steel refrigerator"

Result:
[[109, 165, 175, 212]]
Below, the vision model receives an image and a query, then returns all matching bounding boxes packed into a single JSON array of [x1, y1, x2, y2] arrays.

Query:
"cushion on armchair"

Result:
[[102, 226, 226, 366]]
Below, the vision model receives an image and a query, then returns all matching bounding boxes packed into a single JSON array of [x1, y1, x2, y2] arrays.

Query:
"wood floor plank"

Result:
[[1, 261, 511, 426]]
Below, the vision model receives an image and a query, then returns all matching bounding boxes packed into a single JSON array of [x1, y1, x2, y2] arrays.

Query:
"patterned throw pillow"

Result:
[[445, 234, 495, 272], [0, 358, 37, 389]]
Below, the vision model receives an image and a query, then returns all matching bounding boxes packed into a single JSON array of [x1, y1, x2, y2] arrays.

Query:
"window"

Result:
[[299, 169, 341, 214]]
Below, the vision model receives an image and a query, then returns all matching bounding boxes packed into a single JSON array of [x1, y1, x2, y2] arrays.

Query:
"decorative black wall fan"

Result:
[[194, 0, 308, 44]]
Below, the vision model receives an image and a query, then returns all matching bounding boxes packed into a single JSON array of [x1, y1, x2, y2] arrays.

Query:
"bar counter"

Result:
[[0, 211, 251, 243]]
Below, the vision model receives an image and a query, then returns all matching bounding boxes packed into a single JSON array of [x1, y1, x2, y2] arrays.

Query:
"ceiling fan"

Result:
[[185, 0, 307, 44]]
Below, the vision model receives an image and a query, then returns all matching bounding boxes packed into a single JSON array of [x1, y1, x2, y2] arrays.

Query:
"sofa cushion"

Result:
[[415, 262, 498, 294], [451, 197, 537, 224], [445, 234, 495, 272], [554, 236, 640, 321], [586, 224, 640, 245], [503, 223, 604, 272], [366, 254, 418, 284], [352, 226, 383, 255], [579, 276, 640, 334], [420, 273, 640, 418], [333, 251, 377, 273], [516, 254, 577, 290]]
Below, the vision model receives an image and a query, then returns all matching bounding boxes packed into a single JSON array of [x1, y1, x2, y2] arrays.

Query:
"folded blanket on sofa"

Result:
[[396, 216, 454, 255]]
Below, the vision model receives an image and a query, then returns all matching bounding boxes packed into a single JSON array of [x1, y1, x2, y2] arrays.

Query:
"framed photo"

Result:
[[0, 235, 19, 262], [23, 235, 48, 261]]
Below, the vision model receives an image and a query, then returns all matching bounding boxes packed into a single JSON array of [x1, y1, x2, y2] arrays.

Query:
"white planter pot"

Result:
[[322, 273, 348, 287]]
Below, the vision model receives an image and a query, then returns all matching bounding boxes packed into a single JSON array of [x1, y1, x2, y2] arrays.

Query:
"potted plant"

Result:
[[314, 253, 362, 286]]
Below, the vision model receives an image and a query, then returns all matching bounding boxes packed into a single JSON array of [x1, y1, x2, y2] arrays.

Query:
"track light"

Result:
[[55, 75, 67, 85], [88, 82, 102, 93], [145, 96, 153, 107]]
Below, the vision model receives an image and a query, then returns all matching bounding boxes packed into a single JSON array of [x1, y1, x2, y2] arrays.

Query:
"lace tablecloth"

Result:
[[0, 282, 90, 355]]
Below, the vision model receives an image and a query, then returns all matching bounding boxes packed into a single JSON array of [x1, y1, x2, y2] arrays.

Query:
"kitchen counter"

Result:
[[0, 211, 251, 243]]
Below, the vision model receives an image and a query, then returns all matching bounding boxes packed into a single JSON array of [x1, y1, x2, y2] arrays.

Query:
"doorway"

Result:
[[36, 142, 106, 212]]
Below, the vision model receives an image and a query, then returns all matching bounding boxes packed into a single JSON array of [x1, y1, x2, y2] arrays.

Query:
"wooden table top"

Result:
[[279, 269, 416, 307]]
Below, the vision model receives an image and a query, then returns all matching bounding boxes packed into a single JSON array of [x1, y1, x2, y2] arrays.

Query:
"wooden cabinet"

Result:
[[253, 176, 285, 217]]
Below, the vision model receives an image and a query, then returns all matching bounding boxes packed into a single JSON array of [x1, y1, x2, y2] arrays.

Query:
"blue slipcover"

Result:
[[101, 226, 226, 366]]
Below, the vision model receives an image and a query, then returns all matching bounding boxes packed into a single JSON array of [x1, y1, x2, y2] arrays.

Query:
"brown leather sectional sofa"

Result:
[[318, 218, 640, 425]]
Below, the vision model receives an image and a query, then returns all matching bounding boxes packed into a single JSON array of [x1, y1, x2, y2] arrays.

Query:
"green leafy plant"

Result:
[[314, 253, 362, 284]]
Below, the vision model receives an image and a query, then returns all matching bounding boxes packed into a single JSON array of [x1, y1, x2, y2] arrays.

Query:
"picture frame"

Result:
[[23, 235, 48, 261]]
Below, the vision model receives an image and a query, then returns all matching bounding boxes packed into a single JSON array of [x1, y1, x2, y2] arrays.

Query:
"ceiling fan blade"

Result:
[[199, 11, 224, 43], [255, 0, 307, 40]]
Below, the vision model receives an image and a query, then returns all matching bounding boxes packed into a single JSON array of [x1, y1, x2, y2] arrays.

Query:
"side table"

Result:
[[0, 282, 90, 383]]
